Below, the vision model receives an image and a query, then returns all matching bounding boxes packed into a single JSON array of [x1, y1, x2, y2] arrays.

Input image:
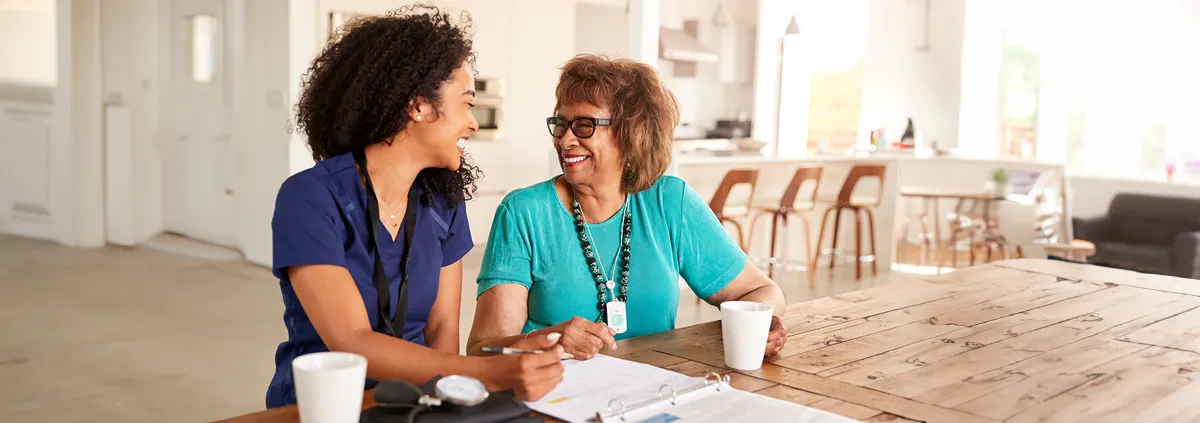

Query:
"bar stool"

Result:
[[809, 164, 886, 285], [708, 169, 759, 252], [748, 166, 822, 279], [698, 169, 758, 304]]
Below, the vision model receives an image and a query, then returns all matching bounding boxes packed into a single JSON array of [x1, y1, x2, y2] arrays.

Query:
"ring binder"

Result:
[[657, 385, 678, 405], [596, 373, 731, 422]]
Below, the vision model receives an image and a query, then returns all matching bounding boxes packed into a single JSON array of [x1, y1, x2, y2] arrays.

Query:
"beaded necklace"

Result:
[[571, 195, 631, 322]]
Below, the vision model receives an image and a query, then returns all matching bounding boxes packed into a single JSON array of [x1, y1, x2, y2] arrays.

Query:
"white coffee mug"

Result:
[[720, 301, 774, 371], [293, 352, 368, 423]]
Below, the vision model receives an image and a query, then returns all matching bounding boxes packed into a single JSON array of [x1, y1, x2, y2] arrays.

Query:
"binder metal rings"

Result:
[[657, 385, 679, 405], [606, 399, 628, 421], [704, 372, 731, 391]]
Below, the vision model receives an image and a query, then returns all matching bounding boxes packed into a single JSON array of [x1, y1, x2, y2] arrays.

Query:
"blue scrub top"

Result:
[[265, 152, 473, 408]]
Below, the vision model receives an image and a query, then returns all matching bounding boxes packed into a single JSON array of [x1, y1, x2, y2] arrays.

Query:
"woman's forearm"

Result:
[[733, 284, 786, 316], [466, 332, 535, 356], [336, 328, 485, 383], [424, 322, 460, 355]]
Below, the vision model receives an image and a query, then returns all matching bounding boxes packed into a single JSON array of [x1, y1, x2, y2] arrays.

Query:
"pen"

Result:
[[481, 347, 575, 360]]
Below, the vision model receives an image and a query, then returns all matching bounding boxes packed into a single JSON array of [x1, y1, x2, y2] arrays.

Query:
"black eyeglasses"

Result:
[[546, 116, 612, 139]]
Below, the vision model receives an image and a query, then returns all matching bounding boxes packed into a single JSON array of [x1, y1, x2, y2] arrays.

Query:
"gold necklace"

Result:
[[379, 200, 405, 228]]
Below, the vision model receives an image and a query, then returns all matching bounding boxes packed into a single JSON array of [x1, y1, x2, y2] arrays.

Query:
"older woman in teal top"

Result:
[[467, 55, 788, 360]]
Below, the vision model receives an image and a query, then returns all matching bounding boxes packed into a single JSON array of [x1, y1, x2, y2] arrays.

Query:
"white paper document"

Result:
[[618, 388, 860, 423], [526, 354, 697, 423], [525, 354, 862, 423]]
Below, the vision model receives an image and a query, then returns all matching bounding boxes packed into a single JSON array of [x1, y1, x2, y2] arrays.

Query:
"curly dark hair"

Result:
[[293, 3, 481, 206]]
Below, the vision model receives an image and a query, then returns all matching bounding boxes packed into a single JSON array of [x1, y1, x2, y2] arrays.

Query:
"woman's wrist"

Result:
[[455, 355, 498, 389]]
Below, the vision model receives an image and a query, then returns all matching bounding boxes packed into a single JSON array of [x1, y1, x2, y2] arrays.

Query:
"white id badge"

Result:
[[606, 301, 628, 334]]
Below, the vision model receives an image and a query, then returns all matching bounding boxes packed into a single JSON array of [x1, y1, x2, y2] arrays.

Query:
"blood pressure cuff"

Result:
[[360, 376, 541, 423]]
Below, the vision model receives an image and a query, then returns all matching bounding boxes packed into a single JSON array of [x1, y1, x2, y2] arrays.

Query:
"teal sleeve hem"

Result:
[[689, 253, 748, 301], [475, 278, 532, 299]]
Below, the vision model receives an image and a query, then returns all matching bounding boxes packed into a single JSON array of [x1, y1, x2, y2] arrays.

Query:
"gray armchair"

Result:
[[1072, 193, 1200, 279]]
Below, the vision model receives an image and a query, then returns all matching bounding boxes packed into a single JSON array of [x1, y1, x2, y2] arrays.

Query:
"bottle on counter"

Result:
[[901, 118, 916, 147]]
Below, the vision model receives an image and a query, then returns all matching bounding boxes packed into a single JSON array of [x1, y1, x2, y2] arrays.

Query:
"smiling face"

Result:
[[408, 63, 479, 170], [552, 102, 623, 189]]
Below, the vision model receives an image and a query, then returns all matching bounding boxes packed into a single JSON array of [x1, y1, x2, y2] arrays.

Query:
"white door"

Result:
[[164, 0, 236, 247]]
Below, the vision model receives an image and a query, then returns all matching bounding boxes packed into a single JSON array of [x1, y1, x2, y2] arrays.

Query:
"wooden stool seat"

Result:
[[708, 169, 759, 253], [816, 195, 881, 207], [809, 164, 886, 285], [752, 198, 815, 211], [748, 167, 822, 279]]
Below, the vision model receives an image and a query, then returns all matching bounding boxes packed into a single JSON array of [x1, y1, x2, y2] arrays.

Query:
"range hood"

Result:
[[659, 23, 718, 63]]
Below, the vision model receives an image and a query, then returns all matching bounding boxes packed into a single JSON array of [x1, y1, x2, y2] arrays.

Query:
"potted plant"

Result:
[[989, 168, 1011, 198]]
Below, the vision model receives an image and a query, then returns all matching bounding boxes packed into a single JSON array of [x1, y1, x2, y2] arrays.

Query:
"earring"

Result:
[[415, 115, 422, 121]]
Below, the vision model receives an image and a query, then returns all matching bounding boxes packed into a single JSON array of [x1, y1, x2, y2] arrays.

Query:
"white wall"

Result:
[[235, 0, 298, 265], [660, 0, 754, 135], [100, 0, 164, 245], [858, 0, 966, 151], [63, 0, 106, 248], [575, 2, 627, 58], [0, 2, 56, 86], [0, 1, 58, 239]]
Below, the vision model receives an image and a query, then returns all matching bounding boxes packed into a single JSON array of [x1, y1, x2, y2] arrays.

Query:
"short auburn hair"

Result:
[[554, 54, 680, 193]]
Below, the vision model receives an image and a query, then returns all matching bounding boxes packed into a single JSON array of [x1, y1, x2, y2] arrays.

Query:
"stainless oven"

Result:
[[471, 77, 503, 140]]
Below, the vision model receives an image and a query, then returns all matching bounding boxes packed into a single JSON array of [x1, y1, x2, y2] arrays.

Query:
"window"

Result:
[[775, 0, 869, 158], [993, 1, 1200, 182], [190, 15, 217, 83]]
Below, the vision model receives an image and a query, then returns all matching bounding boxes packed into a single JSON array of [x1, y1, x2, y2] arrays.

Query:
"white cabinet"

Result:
[[718, 26, 755, 83]]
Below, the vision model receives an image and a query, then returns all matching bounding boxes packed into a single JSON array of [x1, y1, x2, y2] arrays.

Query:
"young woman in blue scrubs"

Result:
[[266, 5, 563, 408]]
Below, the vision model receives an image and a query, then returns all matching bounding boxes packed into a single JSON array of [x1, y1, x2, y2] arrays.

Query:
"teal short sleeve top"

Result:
[[476, 175, 748, 340]]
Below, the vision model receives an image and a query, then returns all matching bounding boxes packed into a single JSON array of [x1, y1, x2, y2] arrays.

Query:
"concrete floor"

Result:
[[0, 234, 917, 422]]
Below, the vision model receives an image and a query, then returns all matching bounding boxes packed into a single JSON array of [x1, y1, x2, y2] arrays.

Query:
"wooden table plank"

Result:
[[1005, 346, 1200, 423], [994, 258, 1200, 297], [820, 285, 1160, 385], [779, 275, 1002, 335], [754, 385, 828, 405], [773, 278, 1104, 374], [743, 364, 997, 423], [865, 287, 1191, 399], [616, 350, 691, 368], [939, 294, 1200, 415], [1120, 307, 1200, 353]]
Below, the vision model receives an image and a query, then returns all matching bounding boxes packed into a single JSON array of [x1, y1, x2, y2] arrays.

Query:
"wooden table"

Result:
[[899, 187, 1002, 267], [218, 259, 1200, 423], [1041, 239, 1097, 262]]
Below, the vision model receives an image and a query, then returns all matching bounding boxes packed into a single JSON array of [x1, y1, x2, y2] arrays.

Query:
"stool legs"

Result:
[[829, 207, 844, 270], [808, 208, 836, 288], [767, 212, 783, 279], [854, 207, 863, 280], [810, 206, 879, 284], [864, 207, 878, 275]]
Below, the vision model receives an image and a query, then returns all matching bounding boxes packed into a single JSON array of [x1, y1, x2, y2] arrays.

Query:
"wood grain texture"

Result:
[[994, 258, 1200, 297], [743, 364, 996, 423], [217, 260, 1200, 423], [1120, 307, 1200, 353]]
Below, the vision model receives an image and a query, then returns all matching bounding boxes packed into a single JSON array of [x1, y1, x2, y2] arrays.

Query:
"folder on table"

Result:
[[526, 355, 860, 423]]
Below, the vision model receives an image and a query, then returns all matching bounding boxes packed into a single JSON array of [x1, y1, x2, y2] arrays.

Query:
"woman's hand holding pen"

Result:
[[478, 332, 567, 401]]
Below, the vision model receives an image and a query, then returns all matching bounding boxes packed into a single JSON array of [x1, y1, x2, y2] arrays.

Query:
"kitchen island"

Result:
[[667, 149, 1070, 274]]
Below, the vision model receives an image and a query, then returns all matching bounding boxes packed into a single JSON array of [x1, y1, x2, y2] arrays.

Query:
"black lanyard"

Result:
[[353, 149, 418, 339]]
